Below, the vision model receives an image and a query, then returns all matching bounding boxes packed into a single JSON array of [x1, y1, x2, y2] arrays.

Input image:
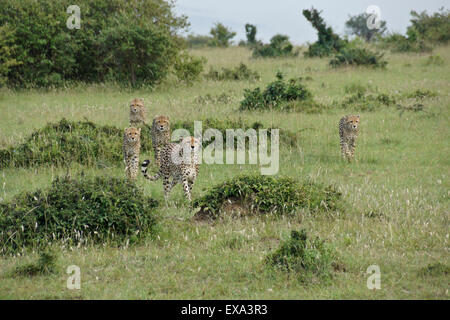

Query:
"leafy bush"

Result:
[[345, 13, 387, 42], [252, 34, 298, 58], [302, 8, 347, 57], [193, 174, 343, 218], [12, 251, 57, 277], [380, 33, 432, 53], [0, 118, 153, 169], [266, 230, 339, 283], [330, 46, 387, 68], [418, 262, 449, 277], [405, 89, 437, 99], [205, 63, 260, 81], [340, 90, 397, 112], [0, 176, 159, 254], [172, 118, 299, 148], [408, 8, 450, 44], [0, 24, 21, 87], [0, 0, 200, 87], [209, 23, 236, 47], [424, 54, 445, 66], [240, 73, 319, 112], [185, 34, 214, 48], [173, 52, 206, 84]]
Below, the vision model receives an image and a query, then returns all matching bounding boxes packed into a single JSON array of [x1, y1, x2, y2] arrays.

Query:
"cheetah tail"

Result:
[[141, 159, 160, 181]]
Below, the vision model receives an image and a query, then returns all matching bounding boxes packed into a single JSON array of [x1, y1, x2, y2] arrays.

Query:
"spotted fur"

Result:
[[129, 98, 146, 126], [339, 115, 360, 162], [151, 115, 171, 167], [141, 136, 200, 202], [123, 127, 141, 180]]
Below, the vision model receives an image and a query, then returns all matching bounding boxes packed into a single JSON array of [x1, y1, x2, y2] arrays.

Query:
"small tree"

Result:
[[245, 23, 257, 45], [345, 13, 387, 42], [210, 23, 236, 47]]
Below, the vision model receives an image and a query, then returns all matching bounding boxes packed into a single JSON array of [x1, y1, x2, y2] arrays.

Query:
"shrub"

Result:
[[405, 89, 437, 99], [252, 34, 298, 58], [239, 73, 317, 112], [245, 24, 258, 46], [0, 0, 198, 87], [424, 54, 445, 66], [302, 8, 347, 57], [418, 262, 449, 277], [340, 91, 396, 112], [408, 8, 450, 44], [185, 34, 214, 48], [205, 63, 260, 81], [0, 24, 21, 87], [345, 13, 387, 42], [0, 118, 153, 169], [0, 176, 159, 254], [330, 46, 387, 68], [173, 52, 206, 84], [209, 23, 236, 47], [193, 174, 343, 218], [266, 229, 339, 283], [380, 33, 432, 53], [12, 251, 57, 277]]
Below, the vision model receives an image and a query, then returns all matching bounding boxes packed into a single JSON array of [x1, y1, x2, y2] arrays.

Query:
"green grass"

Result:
[[0, 45, 449, 299]]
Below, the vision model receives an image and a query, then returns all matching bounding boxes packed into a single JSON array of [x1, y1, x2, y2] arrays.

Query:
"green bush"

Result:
[[405, 89, 437, 99], [205, 63, 260, 81], [185, 34, 214, 48], [266, 229, 338, 283], [0, 176, 159, 254], [302, 8, 347, 57], [12, 251, 57, 277], [345, 13, 387, 42], [330, 46, 387, 68], [424, 54, 445, 66], [252, 34, 298, 58], [418, 262, 449, 277], [340, 90, 397, 112], [209, 23, 236, 47], [380, 33, 432, 53], [408, 8, 450, 44], [173, 52, 206, 84], [0, 118, 153, 169], [0, 24, 21, 87], [193, 174, 343, 218], [0, 0, 200, 87], [239, 73, 319, 112]]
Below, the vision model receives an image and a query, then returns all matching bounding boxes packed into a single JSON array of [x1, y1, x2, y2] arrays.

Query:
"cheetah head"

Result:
[[180, 136, 201, 153], [130, 98, 144, 114], [153, 115, 170, 132], [346, 115, 360, 131], [124, 127, 141, 143]]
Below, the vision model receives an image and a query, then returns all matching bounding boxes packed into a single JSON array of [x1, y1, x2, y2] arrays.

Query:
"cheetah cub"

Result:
[[129, 98, 146, 126], [141, 136, 200, 202], [123, 127, 141, 180], [339, 115, 360, 162], [151, 115, 171, 167]]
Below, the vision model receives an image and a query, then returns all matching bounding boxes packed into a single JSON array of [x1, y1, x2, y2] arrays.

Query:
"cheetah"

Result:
[[123, 127, 141, 180], [151, 115, 171, 167], [339, 115, 360, 162], [129, 98, 146, 126], [141, 136, 200, 202]]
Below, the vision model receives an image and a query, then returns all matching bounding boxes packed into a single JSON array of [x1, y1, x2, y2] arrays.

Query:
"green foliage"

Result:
[[0, 24, 21, 87], [424, 54, 445, 66], [0, 118, 153, 169], [193, 174, 343, 218], [245, 24, 258, 45], [209, 23, 236, 47], [185, 34, 214, 48], [302, 8, 347, 57], [0, 176, 159, 254], [205, 63, 260, 81], [0, 0, 194, 87], [340, 88, 397, 112], [12, 251, 57, 277], [406, 89, 438, 99], [418, 262, 449, 277], [266, 230, 338, 283], [252, 34, 298, 58], [408, 8, 450, 44], [240, 73, 319, 112], [330, 45, 387, 68], [345, 13, 387, 42], [172, 118, 299, 148], [173, 52, 206, 84], [381, 33, 432, 53]]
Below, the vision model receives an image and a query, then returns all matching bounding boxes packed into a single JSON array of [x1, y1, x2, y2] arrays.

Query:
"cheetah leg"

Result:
[[341, 142, 349, 161], [182, 177, 192, 202], [162, 174, 172, 203], [349, 139, 356, 161]]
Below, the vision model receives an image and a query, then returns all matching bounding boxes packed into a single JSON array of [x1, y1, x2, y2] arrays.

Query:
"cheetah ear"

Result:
[[357, 115, 360, 118], [124, 127, 128, 132], [138, 128, 141, 134]]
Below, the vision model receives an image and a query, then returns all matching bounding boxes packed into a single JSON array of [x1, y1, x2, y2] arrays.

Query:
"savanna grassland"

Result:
[[0, 44, 449, 299]]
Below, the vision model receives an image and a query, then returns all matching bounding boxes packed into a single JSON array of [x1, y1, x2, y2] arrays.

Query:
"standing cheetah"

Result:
[[129, 98, 146, 126], [141, 136, 200, 202], [123, 127, 141, 180], [151, 115, 171, 167], [339, 115, 360, 162]]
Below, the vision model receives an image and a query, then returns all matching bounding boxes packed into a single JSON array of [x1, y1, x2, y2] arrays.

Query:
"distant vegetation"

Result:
[[205, 63, 260, 81], [345, 13, 387, 42]]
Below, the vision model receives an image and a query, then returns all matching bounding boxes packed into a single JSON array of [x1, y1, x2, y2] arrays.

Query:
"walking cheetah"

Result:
[[123, 127, 141, 180], [151, 115, 171, 167], [141, 136, 200, 202], [129, 98, 146, 126], [339, 115, 360, 162]]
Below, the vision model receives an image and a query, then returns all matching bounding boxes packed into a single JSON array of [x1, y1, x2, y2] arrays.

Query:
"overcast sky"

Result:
[[174, 0, 448, 44]]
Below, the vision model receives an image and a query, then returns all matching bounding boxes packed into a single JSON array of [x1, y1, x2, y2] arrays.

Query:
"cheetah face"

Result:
[[130, 98, 144, 114], [181, 136, 200, 153], [347, 115, 360, 131], [125, 127, 141, 143], [154, 116, 170, 132]]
